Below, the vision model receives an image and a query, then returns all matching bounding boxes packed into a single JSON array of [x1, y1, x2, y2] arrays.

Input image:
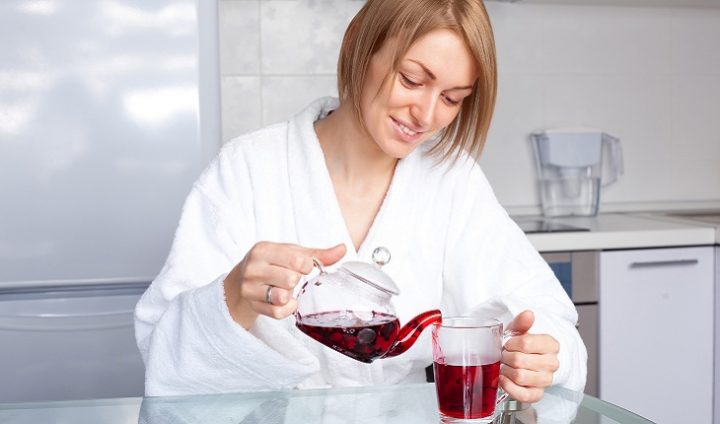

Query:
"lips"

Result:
[[390, 116, 424, 143]]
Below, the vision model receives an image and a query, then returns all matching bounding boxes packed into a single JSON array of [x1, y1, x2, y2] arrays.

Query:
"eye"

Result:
[[399, 73, 420, 88], [442, 94, 461, 106]]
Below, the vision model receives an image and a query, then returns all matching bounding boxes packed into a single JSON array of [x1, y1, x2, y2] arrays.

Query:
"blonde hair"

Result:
[[337, 0, 498, 162]]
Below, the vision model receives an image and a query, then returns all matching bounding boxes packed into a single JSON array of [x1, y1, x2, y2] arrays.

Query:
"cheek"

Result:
[[380, 76, 414, 107], [437, 108, 461, 129], [360, 92, 384, 128], [361, 106, 388, 142]]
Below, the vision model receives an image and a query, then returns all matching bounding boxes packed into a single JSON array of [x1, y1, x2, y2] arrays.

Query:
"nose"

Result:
[[410, 91, 437, 129]]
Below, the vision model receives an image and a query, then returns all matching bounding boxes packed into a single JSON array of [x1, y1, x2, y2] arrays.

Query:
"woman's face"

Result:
[[359, 29, 477, 159]]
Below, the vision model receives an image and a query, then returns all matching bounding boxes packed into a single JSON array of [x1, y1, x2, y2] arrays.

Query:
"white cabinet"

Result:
[[600, 246, 714, 423]]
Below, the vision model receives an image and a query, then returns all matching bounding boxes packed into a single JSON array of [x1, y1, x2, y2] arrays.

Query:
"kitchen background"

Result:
[[1, 1, 718, 423], [218, 0, 720, 214]]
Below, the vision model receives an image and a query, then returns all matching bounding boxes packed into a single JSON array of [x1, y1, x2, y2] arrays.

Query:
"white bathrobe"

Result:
[[134, 97, 587, 397]]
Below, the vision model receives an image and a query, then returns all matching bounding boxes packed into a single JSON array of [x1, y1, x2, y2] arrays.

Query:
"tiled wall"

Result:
[[219, 1, 720, 212], [219, 0, 362, 139]]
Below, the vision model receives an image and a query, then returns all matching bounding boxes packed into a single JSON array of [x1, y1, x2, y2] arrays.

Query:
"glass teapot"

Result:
[[295, 247, 441, 363]]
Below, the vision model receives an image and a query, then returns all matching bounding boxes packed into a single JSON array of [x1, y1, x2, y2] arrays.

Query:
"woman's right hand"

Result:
[[224, 241, 347, 329]]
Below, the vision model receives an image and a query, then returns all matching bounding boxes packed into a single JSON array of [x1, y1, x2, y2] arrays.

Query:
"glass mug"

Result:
[[431, 317, 508, 423]]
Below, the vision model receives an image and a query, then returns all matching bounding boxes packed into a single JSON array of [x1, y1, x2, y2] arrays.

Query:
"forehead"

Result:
[[401, 29, 477, 86]]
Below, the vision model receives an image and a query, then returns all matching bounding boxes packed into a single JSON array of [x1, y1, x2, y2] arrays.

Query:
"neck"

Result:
[[314, 103, 397, 189]]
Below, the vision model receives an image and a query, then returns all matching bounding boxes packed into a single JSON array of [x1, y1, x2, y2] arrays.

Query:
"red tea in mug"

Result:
[[431, 317, 504, 422], [433, 360, 501, 419]]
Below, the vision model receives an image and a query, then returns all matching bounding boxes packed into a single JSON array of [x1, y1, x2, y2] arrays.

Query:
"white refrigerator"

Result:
[[0, 0, 220, 402]]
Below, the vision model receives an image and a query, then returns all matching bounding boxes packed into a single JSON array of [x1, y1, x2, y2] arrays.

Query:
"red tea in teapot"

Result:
[[296, 310, 400, 363], [296, 309, 442, 363], [295, 247, 443, 362]]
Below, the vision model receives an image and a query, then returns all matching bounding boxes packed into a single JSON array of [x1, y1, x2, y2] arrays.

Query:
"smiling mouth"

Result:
[[391, 117, 423, 137]]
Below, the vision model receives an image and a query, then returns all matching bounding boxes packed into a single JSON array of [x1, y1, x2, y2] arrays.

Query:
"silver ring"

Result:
[[265, 285, 273, 305]]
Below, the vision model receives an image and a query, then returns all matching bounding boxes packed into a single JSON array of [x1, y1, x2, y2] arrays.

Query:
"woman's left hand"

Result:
[[499, 310, 560, 403]]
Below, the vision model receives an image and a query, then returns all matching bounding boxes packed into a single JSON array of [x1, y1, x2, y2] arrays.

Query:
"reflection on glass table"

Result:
[[0, 383, 654, 424]]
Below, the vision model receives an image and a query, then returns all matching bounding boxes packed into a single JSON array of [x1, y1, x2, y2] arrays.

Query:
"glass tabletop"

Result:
[[0, 383, 654, 424]]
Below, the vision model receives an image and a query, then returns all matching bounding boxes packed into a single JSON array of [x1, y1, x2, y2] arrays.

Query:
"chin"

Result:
[[379, 139, 424, 159]]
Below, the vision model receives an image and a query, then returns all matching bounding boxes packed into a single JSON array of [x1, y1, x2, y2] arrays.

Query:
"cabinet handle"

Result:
[[629, 259, 699, 268]]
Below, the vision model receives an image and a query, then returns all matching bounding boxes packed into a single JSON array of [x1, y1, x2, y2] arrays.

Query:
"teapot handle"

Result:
[[311, 257, 327, 275]]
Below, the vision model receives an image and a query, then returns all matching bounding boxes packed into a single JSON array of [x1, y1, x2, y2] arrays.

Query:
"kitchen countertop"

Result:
[[514, 213, 718, 252], [636, 211, 720, 243]]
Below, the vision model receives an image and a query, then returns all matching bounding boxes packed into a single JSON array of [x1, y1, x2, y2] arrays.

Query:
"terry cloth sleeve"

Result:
[[134, 142, 319, 396], [442, 161, 587, 392]]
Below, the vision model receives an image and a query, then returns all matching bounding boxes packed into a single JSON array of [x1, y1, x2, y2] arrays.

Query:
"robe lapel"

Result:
[[286, 97, 357, 261]]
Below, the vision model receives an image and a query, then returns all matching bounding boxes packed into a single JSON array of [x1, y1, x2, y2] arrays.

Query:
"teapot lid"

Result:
[[340, 247, 400, 296]]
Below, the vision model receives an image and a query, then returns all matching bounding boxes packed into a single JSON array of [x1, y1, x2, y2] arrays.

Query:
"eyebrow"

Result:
[[407, 59, 474, 91]]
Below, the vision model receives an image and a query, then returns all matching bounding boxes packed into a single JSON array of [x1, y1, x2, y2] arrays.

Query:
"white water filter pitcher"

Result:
[[531, 128, 623, 217]]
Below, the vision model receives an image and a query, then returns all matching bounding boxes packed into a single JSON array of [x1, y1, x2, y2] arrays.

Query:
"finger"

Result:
[[500, 364, 553, 389], [498, 374, 545, 404], [241, 283, 294, 306], [251, 298, 298, 320], [506, 310, 534, 335], [307, 243, 347, 267], [243, 262, 301, 290], [267, 286, 294, 306], [257, 243, 346, 274], [502, 350, 560, 373], [249, 243, 315, 274], [504, 334, 560, 355]]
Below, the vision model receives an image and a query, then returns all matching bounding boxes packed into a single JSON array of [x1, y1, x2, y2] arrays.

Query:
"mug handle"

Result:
[[495, 329, 526, 410], [496, 387, 510, 405]]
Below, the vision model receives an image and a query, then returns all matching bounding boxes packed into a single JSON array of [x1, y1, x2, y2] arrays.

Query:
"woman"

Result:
[[134, 0, 587, 401]]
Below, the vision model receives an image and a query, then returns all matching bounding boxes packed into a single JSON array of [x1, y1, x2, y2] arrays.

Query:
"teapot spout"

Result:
[[383, 309, 442, 358]]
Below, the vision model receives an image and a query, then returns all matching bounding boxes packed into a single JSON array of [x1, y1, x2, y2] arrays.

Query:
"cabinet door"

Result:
[[600, 247, 714, 423]]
